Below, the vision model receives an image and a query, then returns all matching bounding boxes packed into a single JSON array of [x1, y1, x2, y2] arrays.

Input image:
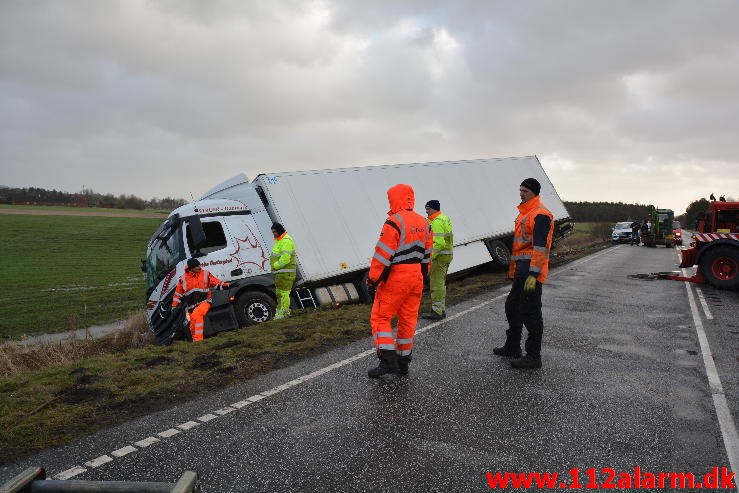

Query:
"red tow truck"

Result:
[[673, 201, 739, 289]]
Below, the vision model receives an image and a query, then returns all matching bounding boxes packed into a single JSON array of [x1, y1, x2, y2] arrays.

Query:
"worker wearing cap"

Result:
[[367, 184, 434, 377], [270, 222, 297, 319], [421, 199, 453, 320], [493, 178, 554, 369], [171, 258, 230, 342]]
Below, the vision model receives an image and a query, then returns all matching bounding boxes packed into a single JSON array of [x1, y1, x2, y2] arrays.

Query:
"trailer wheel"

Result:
[[699, 246, 739, 290], [235, 291, 276, 326], [488, 240, 511, 267]]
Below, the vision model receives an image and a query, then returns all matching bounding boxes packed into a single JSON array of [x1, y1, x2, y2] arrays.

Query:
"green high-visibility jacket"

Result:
[[271, 233, 297, 274], [429, 212, 453, 260]]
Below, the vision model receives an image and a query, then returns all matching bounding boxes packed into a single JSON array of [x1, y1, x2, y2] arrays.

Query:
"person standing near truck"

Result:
[[630, 220, 641, 246], [421, 199, 453, 320], [367, 184, 433, 378], [493, 178, 554, 369], [171, 258, 230, 342], [270, 222, 297, 319]]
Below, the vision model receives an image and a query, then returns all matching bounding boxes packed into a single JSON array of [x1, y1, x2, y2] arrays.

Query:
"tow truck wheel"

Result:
[[235, 291, 276, 326], [699, 246, 739, 290]]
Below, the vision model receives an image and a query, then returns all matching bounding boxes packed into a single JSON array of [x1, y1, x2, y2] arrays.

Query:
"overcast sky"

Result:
[[2, 0, 738, 213]]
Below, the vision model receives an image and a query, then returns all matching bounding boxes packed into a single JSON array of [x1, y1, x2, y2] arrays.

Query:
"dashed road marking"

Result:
[[84, 455, 112, 468], [54, 466, 87, 480], [197, 413, 218, 423], [158, 428, 180, 438], [177, 421, 200, 430], [134, 437, 160, 448], [111, 445, 137, 458]]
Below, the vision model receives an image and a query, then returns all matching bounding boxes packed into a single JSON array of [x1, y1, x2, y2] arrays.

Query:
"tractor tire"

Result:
[[235, 291, 276, 326], [699, 246, 739, 290], [488, 240, 511, 267]]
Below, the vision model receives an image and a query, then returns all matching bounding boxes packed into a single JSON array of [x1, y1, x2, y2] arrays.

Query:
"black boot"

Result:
[[396, 351, 412, 375], [368, 350, 399, 378], [421, 311, 445, 320], [493, 345, 522, 358], [510, 355, 542, 369]]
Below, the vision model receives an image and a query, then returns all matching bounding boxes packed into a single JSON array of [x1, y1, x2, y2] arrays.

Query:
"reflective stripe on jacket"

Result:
[[370, 184, 434, 283], [172, 268, 227, 308], [271, 233, 297, 274], [508, 195, 554, 283], [428, 211, 453, 259]]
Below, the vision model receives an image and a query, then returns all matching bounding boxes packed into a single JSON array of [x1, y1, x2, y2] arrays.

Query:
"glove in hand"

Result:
[[523, 275, 537, 293]]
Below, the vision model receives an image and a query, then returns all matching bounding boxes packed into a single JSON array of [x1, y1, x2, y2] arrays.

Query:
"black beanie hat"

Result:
[[186, 258, 200, 270], [520, 178, 541, 195], [271, 222, 286, 235], [425, 200, 441, 211]]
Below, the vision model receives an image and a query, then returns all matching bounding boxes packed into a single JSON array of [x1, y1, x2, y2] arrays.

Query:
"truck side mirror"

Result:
[[189, 216, 207, 251]]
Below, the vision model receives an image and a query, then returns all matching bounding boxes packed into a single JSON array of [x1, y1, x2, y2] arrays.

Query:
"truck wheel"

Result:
[[699, 246, 739, 290], [235, 291, 276, 326], [488, 240, 511, 267]]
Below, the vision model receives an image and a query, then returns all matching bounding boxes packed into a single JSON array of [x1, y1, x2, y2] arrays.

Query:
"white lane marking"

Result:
[[54, 466, 86, 480], [111, 445, 137, 457], [84, 455, 112, 468], [134, 437, 160, 448], [177, 421, 200, 430], [53, 247, 616, 479], [683, 269, 739, 481], [695, 287, 714, 320], [157, 428, 180, 438]]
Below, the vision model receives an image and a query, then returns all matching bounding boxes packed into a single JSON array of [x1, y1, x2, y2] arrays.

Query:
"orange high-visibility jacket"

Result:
[[172, 268, 227, 308], [369, 184, 433, 283], [509, 195, 554, 283]]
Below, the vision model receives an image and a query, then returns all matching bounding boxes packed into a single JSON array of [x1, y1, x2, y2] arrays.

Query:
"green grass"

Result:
[[0, 204, 168, 215], [0, 214, 162, 338]]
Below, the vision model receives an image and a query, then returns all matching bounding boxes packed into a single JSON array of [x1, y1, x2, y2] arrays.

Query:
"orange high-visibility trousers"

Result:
[[370, 265, 423, 356], [188, 302, 211, 342]]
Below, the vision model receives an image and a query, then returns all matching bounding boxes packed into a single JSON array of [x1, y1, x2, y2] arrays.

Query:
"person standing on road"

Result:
[[493, 178, 554, 369], [171, 258, 230, 342], [367, 184, 433, 378], [270, 222, 297, 320], [421, 200, 454, 321], [630, 220, 641, 246]]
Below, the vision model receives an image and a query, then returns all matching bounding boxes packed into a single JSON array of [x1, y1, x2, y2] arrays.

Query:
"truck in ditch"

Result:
[[142, 156, 572, 344]]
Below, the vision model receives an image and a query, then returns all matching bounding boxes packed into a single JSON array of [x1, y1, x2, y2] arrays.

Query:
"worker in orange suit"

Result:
[[171, 258, 229, 342], [367, 183, 433, 378]]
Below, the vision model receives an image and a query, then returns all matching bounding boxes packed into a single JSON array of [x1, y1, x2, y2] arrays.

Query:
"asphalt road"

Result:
[[3, 245, 738, 492]]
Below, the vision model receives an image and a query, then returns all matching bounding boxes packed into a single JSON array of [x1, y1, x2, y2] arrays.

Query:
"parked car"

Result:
[[612, 221, 635, 243], [673, 220, 683, 245]]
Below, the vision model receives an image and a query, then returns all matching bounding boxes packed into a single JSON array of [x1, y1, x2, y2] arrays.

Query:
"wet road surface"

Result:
[[3, 245, 737, 492]]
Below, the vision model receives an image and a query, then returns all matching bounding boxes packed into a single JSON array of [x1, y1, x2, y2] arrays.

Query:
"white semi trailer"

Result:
[[143, 156, 571, 344]]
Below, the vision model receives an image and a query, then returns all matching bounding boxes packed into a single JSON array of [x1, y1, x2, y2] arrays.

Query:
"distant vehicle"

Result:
[[642, 208, 675, 247], [673, 220, 683, 246], [611, 221, 635, 244]]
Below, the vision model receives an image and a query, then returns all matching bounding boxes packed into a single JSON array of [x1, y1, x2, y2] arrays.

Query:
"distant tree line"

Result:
[[0, 186, 186, 211], [563, 201, 654, 223]]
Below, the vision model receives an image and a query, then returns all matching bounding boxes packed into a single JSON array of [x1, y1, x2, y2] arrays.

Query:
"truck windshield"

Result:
[[144, 222, 185, 292]]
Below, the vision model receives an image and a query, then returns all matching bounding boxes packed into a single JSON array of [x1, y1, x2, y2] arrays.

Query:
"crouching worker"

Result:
[[367, 184, 433, 378], [171, 258, 229, 342]]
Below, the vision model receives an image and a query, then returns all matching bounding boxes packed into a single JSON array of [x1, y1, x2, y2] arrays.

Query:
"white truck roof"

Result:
[[254, 156, 568, 283]]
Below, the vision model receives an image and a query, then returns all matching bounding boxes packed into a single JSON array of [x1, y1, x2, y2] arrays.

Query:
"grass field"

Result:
[[1, 214, 162, 339], [0, 204, 169, 216]]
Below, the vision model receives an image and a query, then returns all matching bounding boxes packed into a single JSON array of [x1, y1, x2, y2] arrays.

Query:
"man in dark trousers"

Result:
[[630, 220, 641, 245], [493, 178, 554, 369]]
